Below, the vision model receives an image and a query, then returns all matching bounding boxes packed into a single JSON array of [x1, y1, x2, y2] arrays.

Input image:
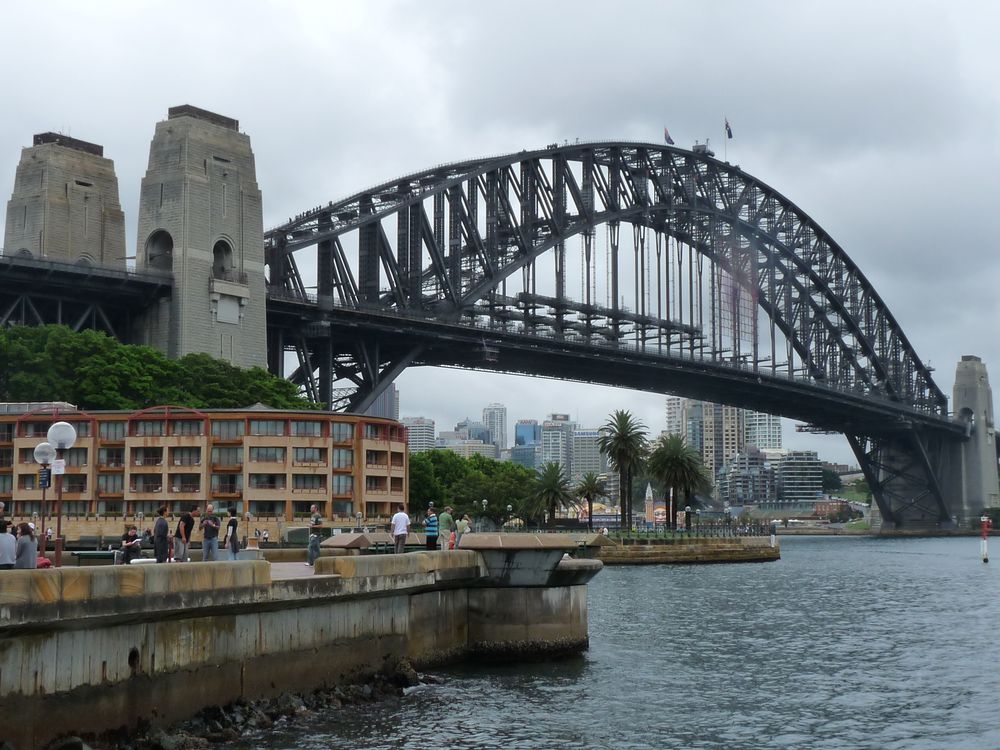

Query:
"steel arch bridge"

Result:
[[263, 141, 968, 529]]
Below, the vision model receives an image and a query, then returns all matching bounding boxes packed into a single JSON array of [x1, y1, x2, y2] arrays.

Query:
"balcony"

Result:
[[170, 483, 201, 493], [212, 487, 243, 498], [171, 458, 202, 467], [129, 485, 163, 494], [212, 462, 243, 471], [133, 457, 164, 466], [291, 487, 325, 494]]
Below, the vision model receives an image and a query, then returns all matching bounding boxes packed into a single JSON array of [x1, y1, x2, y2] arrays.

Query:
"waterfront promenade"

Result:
[[0, 537, 601, 750]]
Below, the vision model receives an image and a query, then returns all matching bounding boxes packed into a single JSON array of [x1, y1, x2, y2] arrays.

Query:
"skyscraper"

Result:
[[365, 384, 399, 420], [515, 419, 542, 446], [571, 428, 608, 483], [744, 410, 783, 450], [401, 417, 435, 454], [482, 403, 508, 452], [541, 414, 576, 475]]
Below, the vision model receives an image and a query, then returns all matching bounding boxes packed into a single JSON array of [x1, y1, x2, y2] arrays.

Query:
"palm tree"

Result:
[[534, 462, 575, 527], [576, 472, 606, 532], [598, 410, 648, 531], [647, 433, 711, 529]]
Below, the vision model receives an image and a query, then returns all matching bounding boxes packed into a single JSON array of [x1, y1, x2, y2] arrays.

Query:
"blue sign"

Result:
[[38, 468, 51, 489]]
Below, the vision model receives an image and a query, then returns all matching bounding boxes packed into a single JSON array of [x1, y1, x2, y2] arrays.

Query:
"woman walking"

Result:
[[222, 507, 241, 561]]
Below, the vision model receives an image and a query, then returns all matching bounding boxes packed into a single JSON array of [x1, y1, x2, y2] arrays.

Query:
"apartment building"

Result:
[[0, 405, 408, 521]]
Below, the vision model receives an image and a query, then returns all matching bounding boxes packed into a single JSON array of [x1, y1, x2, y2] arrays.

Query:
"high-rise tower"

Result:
[[135, 106, 266, 367]]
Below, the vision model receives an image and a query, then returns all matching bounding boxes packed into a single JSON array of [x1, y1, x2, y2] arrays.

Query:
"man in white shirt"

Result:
[[390, 505, 410, 554]]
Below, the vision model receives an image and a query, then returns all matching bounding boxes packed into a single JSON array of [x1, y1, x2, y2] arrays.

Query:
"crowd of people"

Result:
[[389, 504, 473, 554], [119, 503, 243, 564]]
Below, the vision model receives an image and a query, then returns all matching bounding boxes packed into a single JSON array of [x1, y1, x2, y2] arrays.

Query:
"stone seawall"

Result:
[[598, 536, 780, 565], [0, 549, 600, 750]]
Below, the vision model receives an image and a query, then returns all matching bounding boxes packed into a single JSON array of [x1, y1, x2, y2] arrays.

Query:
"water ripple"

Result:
[[226, 537, 1000, 750]]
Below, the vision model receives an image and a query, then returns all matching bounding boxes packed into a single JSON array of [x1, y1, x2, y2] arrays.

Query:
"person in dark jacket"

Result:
[[153, 506, 170, 563]]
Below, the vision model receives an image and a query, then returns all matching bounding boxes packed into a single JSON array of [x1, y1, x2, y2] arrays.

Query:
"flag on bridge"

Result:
[[725, 118, 734, 139], [663, 127, 675, 145]]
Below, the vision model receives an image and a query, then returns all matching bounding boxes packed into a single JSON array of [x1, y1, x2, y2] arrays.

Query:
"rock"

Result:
[[43, 738, 93, 750], [391, 659, 420, 688]]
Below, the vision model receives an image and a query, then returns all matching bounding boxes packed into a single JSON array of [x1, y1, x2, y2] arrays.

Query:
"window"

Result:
[[0, 424, 13, 442], [99, 448, 125, 467], [211, 420, 244, 440], [249, 420, 285, 437], [99, 421, 127, 440], [22, 422, 50, 438], [292, 474, 324, 491], [19, 475, 35, 491], [364, 424, 385, 440], [133, 448, 163, 466], [171, 420, 203, 436], [248, 474, 285, 490], [19, 448, 35, 464], [98, 474, 124, 493], [211, 474, 243, 493], [211, 447, 242, 467], [64, 477, 87, 493], [332, 475, 353, 495], [331, 422, 353, 442], [290, 420, 322, 437], [332, 500, 352, 516], [71, 421, 91, 438], [171, 447, 202, 466], [249, 446, 286, 463], [65, 448, 88, 467], [366, 450, 387, 467], [332, 448, 353, 469], [366, 476, 387, 492], [0, 448, 11, 468], [134, 420, 165, 437], [293, 447, 324, 464], [0, 475, 12, 493]]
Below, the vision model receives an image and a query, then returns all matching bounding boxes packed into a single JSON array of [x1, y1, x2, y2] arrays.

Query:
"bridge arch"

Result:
[[264, 142, 965, 529]]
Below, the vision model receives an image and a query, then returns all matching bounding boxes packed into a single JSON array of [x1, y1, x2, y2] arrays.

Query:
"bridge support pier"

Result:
[[858, 356, 999, 531]]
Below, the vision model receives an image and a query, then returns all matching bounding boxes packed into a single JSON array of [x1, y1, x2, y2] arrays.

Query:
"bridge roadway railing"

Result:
[[267, 288, 954, 426], [0, 252, 173, 286]]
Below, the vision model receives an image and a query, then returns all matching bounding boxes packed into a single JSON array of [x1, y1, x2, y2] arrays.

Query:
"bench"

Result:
[[70, 550, 117, 566]]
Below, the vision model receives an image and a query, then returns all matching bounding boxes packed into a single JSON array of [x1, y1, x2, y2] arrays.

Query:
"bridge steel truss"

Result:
[[264, 142, 965, 528], [0, 255, 172, 341]]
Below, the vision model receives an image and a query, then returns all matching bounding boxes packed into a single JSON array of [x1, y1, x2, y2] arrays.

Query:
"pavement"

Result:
[[269, 561, 322, 580]]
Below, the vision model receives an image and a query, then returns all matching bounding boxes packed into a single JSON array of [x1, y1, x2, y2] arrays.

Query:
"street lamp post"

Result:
[[47, 421, 77, 567], [33, 441, 55, 556], [506, 504, 513, 531], [481, 499, 488, 532]]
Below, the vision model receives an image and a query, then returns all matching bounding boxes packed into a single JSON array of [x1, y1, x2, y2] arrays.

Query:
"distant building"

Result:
[[364, 384, 399, 420], [401, 416, 435, 454], [744, 410, 782, 450], [511, 443, 542, 471], [717, 447, 775, 505], [541, 414, 575, 474], [774, 450, 822, 505], [571, 428, 608, 484], [515, 419, 542, 446], [482, 403, 507, 452], [435, 439, 497, 459], [455, 418, 491, 445]]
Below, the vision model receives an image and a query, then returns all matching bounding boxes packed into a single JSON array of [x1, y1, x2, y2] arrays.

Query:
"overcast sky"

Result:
[[2, 1, 998, 465]]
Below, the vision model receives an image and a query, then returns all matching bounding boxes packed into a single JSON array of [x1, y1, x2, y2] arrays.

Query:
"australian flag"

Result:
[[725, 118, 734, 139], [663, 127, 675, 145]]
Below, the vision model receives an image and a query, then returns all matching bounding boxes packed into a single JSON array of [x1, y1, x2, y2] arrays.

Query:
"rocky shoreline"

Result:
[[27, 659, 430, 750]]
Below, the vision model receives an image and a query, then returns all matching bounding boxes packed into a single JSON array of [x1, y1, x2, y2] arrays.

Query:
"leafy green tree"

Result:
[[598, 410, 648, 530], [534, 462, 575, 527], [647, 433, 711, 529], [822, 468, 843, 493], [0, 325, 315, 410], [407, 452, 443, 515], [576, 471, 606, 532]]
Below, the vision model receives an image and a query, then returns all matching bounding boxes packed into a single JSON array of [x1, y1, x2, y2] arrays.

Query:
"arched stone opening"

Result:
[[213, 239, 234, 279], [145, 230, 173, 271]]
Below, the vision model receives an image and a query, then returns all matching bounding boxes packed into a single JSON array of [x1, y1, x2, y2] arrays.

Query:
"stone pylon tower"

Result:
[[135, 105, 267, 368], [952, 355, 1000, 518], [3, 133, 125, 265]]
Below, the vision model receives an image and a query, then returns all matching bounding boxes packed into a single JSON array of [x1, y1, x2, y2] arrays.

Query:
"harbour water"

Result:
[[226, 536, 1000, 749]]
